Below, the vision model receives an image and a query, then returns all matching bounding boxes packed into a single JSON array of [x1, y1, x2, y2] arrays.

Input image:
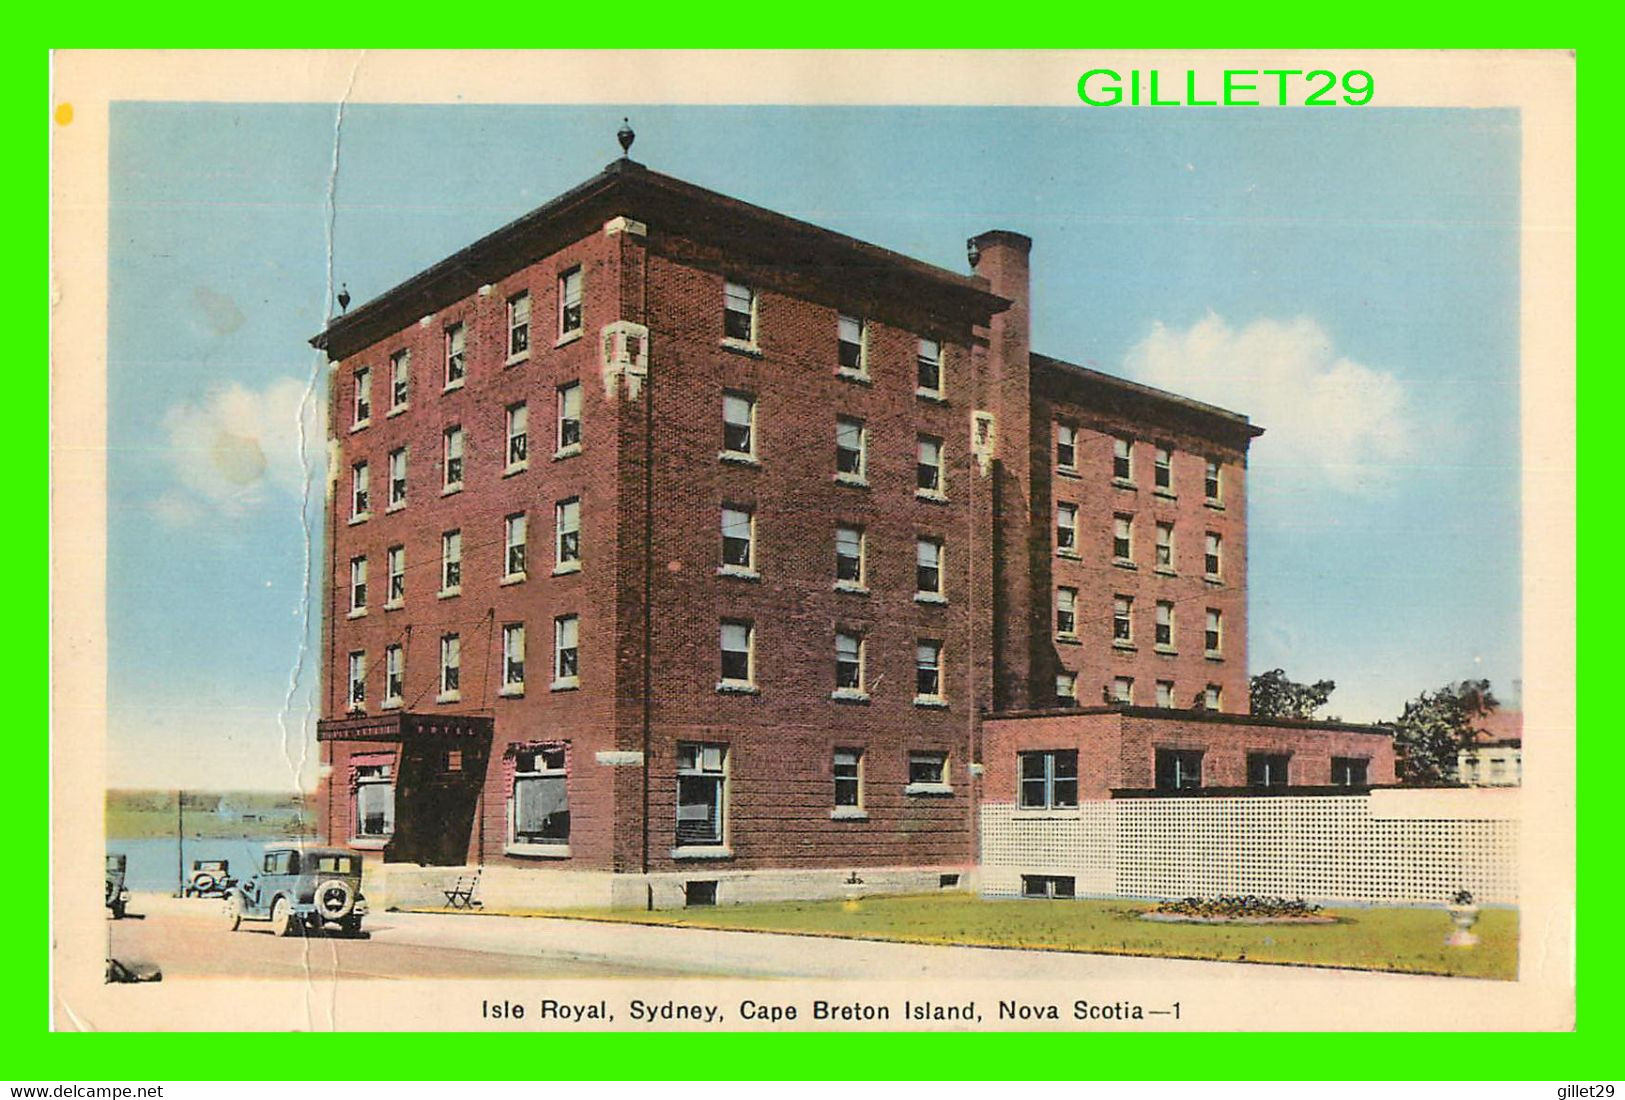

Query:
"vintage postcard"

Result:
[[50, 49, 1575, 1033]]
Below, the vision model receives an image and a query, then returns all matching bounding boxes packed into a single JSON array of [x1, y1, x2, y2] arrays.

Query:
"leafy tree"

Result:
[[1392, 679, 1500, 784], [1249, 668, 1337, 720]]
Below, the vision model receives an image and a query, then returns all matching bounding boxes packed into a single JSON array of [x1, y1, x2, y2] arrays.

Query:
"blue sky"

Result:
[[106, 104, 1521, 789]]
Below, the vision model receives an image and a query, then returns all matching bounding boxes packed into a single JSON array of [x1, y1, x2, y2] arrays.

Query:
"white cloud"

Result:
[[1121, 312, 1419, 494], [158, 376, 321, 519]]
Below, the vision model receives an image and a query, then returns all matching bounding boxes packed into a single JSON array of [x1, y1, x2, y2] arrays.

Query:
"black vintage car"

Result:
[[105, 854, 129, 919], [224, 846, 368, 936], [183, 858, 236, 898]]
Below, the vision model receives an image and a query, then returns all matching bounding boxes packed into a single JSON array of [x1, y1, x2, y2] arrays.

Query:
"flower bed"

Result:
[[1140, 895, 1337, 925]]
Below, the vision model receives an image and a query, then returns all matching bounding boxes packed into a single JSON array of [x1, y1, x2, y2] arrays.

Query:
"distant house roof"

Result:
[[1464, 710, 1523, 747]]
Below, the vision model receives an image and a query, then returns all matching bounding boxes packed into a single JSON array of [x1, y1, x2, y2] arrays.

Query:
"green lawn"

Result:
[[456, 894, 1516, 980]]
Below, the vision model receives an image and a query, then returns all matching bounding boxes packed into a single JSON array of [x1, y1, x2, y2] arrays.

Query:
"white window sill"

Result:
[[382, 697, 402, 710], [1205, 651, 1225, 662], [505, 350, 531, 367], [506, 843, 571, 859], [832, 580, 869, 595], [1204, 499, 1226, 511], [830, 688, 870, 703], [1204, 574, 1223, 585], [1154, 645, 1178, 656], [443, 379, 465, 394], [386, 501, 405, 514], [346, 837, 390, 851], [1057, 547, 1080, 559], [346, 705, 366, 716], [436, 691, 461, 704], [717, 565, 761, 581], [350, 419, 371, 433], [551, 677, 581, 693], [915, 388, 946, 403], [500, 573, 527, 587], [1154, 566, 1177, 577], [1154, 488, 1177, 501], [1057, 634, 1082, 646], [915, 489, 949, 504], [836, 367, 871, 384], [552, 560, 582, 576], [913, 695, 949, 709], [503, 462, 529, 478], [719, 451, 760, 467], [438, 587, 461, 600], [441, 484, 463, 497], [670, 845, 733, 861], [1113, 477, 1138, 491], [1056, 466, 1081, 479], [905, 782, 953, 796], [554, 444, 583, 461], [830, 807, 869, 821], [1113, 558, 1138, 570], [1112, 640, 1136, 652], [348, 513, 371, 526], [716, 681, 760, 695], [499, 683, 525, 698], [384, 600, 403, 612], [347, 607, 367, 620], [555, 329, 584, 348], [834, 472, 869, 488], [914, 592, 947, 606], [387, 404, 409, 419], [719, 337, 763, 358]]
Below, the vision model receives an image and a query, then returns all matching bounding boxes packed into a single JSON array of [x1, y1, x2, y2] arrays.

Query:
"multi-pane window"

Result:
[[1056, 424, 1077, 470], [1156, 680, 1175, 708], [1112, 676, 1134, 704], [501, 623, 525, 692], [557, 383, 582, 452], [1056, 587, 1078, 637], [1019, 750, 1079, 809], [514, 746, 569, 845], [1021, 874, 1076, 899], [444, 322, 466, 387], [676, 743, 727, 846], [1204, 683, 1223, 711], [837, 314, 866, 374], [1113, 436, 1133, 480], [1155, 522, 1174, 570], [554, 615, 580, 685], [440, 530, 462, 593], [1332, 756, 1369, 787], [917, 338, 942, 395], [347, 651, 366, 710], [833, 749, 862, 808], [1113, 515, 1133, 562], [1205, 458, 1222, 502], [1112, 595, 1132, 643], [1056, 502, 1078, 552], [722, 392, 755, 458], [1205, 609, 1223, 655], [721, 507, 755, 571], [555, 498, 581, 569], [1154, 445, 1172, 491], [1155, 601, 1174, 648], [507, 291, 531, 357], [383, 644, 403, 705], [388, 447, 407, 509], [1155, 749, 1204, 791], [908, 750, 948, 786], [348, 556, 367, 613], [354, 762, 394, 838], [350, 462, 370, 519], [1056, 671, 1078, 703], [916, 538, 943, 598], [835, 417, 866, 481], [442, 426, 464, 491], [915, 640, 943, 700], [835, 526, 865, 587], [917, 436, 945, 496], [1248, 752, 1291, 789], [504, 513, 527, 579], [386, 546, 405, 606], [353, 367, 371, 426], [723, 281, 755, 342], [558, 267, 583, 337], [439, 633, 460, 697], [389, 349, 410, 411], [1205, 533, 1222, 578], [506, 403, 528, 469], [834, 632, 864, 692], [719, 620, 753, 686]]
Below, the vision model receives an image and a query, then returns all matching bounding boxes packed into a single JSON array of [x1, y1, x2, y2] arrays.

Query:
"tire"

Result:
[[223, 894, 242, 932], [271, 896, 298, 937], [192, 873, 216, 895], [313, 879, 355, 922]]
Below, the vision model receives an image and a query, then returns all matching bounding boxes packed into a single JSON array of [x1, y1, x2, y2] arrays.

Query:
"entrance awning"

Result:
[[316, 711, 495, 743]]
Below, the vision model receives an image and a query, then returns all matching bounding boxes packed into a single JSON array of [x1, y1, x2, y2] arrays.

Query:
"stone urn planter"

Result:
[[1446, 890, 1480, 947]]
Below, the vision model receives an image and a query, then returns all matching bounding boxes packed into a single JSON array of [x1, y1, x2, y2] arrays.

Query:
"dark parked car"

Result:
[[224, 846, 367, 936], [105, 854, 129, 919], [183, 858, 236, 898]]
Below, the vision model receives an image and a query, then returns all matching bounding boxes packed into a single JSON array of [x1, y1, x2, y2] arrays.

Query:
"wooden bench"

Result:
[[443, 871, 483, 910]]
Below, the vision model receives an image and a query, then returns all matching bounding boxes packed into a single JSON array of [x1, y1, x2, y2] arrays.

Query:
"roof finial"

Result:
[[617, 117, 635, 158], [336, 283, 351, 312]]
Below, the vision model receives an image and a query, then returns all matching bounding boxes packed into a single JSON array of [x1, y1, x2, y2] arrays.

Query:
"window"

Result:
[[1155, 522, 1174, 570], [1156, 680, 1175, 708], [1205, 533, 1222, 579], [917, 337, 942, 395], [1332, 757, 1369, 787], [389, 349, 410, 412], [676, 743, 727, 846], [557, 383, 582, 453], [383, 645, 403, 706], [1205, 458, 1222, 502], [916, 538, 944, 599], [1113, 436, 1133, 481], [440, 530, 462, 594], [555, 498, 581, 570], [907, 750, 949, 788], [1112, 676, 1134, 704], [1155, 749, 1203, 790], [506, 403, 528, 470], [352, 367, 371, 426], [1113, 515, 1133, 562], [354, 762, 394, 838], [348, 556, 367, 614], [1154, 445, 1172, 491], [513, 746, 569, 845], [1056, 502, 1078, 552], [1056, 424, 1077, 470], [442, 426, 464, 491], [835, 417, 866, 482], [1155, 601, 1174, 648], [916, 435, 945, 497], [439, 634, 460, 698], [721, 507, 755, 572], [1019, 750, 1079, 809], [1057, 587, 1078, 638], [501, 623, 525, 693], [915, 640, 943, 702], [1112, 595, 1132, 643], [685, 880, 718, 906], [1021, 874, 1076, 899], [837, 314, 866, 375], [1247, 752, 1291, 789], [835, 526, 865, 588], [444, 323, 466, 388], [347, 651, 366, 710], [504, 513, 527, 580], [722, 392, 755, 459], [833, 749, 863, 808], [554, 615, 580, 686], [559, 267, 583, 337], [1204, 684, 1223, 711], [719, 620, 753, 688], [1205, 609, 1223, 656], [350, 462, 370, 520], [723, 280, 755, 343], [1056, 671, 1078, 703], [388, 447, 407, 509], [507, 291, 530, 358], [834, 632, 864, 693], [386, 546, 405, 607]]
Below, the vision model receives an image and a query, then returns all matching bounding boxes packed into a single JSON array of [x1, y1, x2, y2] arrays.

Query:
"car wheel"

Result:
[[223, 894, 242, 931], [271, 896, 297, 937]]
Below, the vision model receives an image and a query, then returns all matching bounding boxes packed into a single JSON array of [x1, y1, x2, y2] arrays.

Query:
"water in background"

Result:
[[107, 835, 310, 892]]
